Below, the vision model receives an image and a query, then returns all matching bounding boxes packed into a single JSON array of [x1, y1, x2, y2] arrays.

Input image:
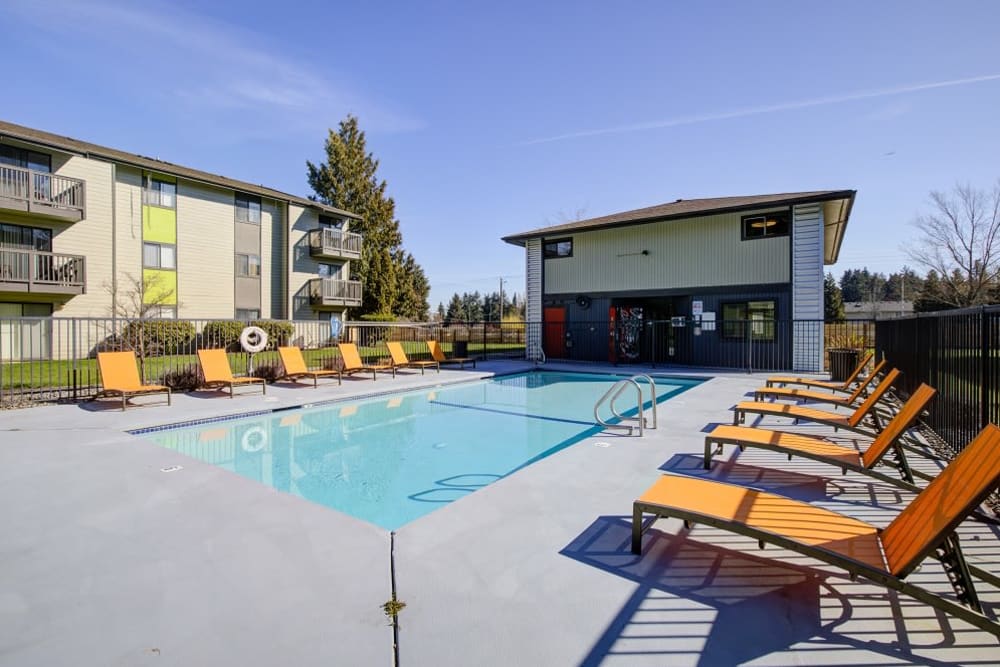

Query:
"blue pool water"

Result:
[[140, 371, 703, 529]]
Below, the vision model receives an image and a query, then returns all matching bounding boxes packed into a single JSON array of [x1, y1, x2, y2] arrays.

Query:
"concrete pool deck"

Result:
[[1, 362, 998, 666]]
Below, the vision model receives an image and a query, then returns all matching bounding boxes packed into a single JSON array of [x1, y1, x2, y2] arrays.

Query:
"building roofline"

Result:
[[0, 119, 360, 219], [501, 190, 856, 246]]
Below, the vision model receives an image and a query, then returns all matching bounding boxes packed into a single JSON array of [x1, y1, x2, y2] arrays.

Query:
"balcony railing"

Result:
[[309, 278, 362, 308], [0, 165, 86, 221], [308, 228, 363, 260], [0, 248, 86, 294]]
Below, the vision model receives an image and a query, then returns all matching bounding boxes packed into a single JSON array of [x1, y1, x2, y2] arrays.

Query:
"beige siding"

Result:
[[543, 210, 790, 294], [175, 180, 236, 318]]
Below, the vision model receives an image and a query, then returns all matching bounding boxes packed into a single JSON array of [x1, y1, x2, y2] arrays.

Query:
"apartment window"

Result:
[[317, 263, 340, 278], [235, 193, 261, 224], [0, 146, 51, 172], [235, 253, 261, 277], [143, 178, 176, 208], [722, 300, 776, 340], [0, 223, 52, 251], [741, 210, 790, 240], [318, 214, 343, 229], [144, 305, 177, 319], [543, 238, 573, 259], [143, 242, 176, 269], [235, 308, 260, 320]]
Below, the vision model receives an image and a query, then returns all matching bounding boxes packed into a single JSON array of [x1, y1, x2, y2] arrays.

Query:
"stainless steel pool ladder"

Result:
[[527, 341, 546, 365], [594, 374, 658, 436]]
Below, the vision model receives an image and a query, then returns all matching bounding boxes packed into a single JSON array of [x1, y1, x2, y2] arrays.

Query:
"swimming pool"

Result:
[[139, 371, 703, 529]]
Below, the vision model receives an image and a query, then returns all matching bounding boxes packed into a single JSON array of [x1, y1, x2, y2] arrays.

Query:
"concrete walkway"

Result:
[[0, 362, 997, 666]]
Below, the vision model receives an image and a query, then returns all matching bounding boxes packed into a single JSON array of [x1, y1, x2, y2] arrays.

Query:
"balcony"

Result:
[[0, 165, 85, 222], [0, 248, 86, 295], [308, 228, 363, 261], [309, 278, 362, 308]]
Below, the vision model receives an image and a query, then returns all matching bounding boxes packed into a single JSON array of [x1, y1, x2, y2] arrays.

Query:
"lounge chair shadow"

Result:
[[561, 516, 965, 667]]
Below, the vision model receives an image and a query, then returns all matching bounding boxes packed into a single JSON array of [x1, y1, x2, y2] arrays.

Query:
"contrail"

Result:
[[521, 73, 1000, 145]]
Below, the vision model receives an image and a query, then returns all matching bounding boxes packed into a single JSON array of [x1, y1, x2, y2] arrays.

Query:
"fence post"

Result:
[[981, 306, 989, 431]]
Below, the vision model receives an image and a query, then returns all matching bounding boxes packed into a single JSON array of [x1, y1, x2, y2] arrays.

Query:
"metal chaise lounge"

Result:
[[386, 341, 439, 375], [337, 342, 395, 380], [95, 350, 172, 411], [278, 346, 342, 387], [706, 384, 936, 489], [733, 368, 901, 436], [631, 423, 1000, 638], [427, 340, 476, 369], [197, 348, 266, 398], [765, 351, 874, 390], [752, 359, 889, 405]]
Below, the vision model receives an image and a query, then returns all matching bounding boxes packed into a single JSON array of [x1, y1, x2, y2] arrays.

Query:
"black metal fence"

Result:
[[876, 305, 1000, 454]]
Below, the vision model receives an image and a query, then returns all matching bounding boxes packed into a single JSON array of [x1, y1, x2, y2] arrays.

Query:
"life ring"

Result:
[[239, 326, 268, 353], [241, 426, 267, 452]]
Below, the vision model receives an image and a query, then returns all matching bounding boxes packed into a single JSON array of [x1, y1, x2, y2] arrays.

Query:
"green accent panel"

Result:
[[142, 205, 177, 244], [143, 269, 177, 305]]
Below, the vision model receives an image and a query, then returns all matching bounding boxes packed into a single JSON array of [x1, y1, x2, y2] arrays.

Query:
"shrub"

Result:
[[359, 312, 397, 322], [201, 320, 244, 350], [122, 320, 196, 356], [250, 361, 284, 384], [251, 320, 294, 350], [159, 366, 202, 392]]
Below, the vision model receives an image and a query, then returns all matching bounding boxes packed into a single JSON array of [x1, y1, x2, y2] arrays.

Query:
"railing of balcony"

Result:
[[0, 165, 85, 215], [0, 248, 86, 290], [308, 228, 363, 257], [310, 278, 362, 303]]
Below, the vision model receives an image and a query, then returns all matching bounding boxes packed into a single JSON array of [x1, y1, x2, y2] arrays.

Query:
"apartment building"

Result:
[[0, 120, 363, 326]]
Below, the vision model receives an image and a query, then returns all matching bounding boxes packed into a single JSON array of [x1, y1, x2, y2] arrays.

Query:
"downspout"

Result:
[[111, 161, 117, 325]]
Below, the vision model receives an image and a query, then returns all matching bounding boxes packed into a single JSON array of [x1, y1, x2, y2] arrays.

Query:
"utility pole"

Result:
[[498, 277, 505, 322]]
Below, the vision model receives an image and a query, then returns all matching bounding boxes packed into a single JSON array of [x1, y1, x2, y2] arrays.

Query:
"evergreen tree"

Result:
[[306, 115, 426, 318], [436, 302, 446, 321], [913, 271, 953, 312], [445, 294, 465, 324], [824, 273, 845, 321]]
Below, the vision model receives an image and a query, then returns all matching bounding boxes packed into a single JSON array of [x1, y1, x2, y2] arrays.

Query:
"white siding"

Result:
[[791, 204, 824, 371], [525, 238, 542, 355]]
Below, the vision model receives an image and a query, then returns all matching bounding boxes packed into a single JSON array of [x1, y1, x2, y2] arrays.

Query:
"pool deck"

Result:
[[1, 361, 998, 666]]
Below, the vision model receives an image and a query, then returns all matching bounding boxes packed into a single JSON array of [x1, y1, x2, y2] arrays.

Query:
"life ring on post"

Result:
[[241, 426, 267, 452], [239, 326, 269, 353]]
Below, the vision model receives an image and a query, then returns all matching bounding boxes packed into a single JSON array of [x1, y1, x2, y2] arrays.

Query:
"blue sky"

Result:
[[4, 1, 1000, 310]]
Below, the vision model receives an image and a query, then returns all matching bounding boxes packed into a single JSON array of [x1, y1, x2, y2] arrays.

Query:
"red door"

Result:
[[543, 306, 566, 358]]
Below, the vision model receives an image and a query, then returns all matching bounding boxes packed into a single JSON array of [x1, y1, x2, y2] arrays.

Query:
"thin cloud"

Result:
[[3, 0, 422, 133], [522, 74, 1000, 145]]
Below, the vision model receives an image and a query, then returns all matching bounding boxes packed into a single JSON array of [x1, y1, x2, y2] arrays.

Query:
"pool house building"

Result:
[[503, 191, 856, 372]]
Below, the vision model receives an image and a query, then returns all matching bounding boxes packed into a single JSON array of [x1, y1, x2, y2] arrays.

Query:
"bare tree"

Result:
[[104, 272, 177, 321], [906, 182, 1000, 307]]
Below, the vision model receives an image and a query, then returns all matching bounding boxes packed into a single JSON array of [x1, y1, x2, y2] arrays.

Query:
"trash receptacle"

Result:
[[453, 340, 469, 358], [828, 348, 860, 382]]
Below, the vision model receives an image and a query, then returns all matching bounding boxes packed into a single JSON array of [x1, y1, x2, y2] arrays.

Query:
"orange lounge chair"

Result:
[[337, 343, 395, 380], [95, 350, 171, 410], [705, 384, 936, 488], [733, 369, 901, 436], [427, 340, 476, 369], [197, 348, 266, 397], [765, 351, 874, 391], [631, 424, 1000, 638], [278, 346, 341, 387], [752, 359, 889, 405], [386, 341, 439, 375]]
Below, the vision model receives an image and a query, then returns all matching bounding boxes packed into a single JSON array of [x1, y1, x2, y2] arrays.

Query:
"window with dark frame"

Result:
[[0, 223, 52, 251], [0, 146, 51, 173], [145, 305, 177, 319], [318, 214, 343, 229], [235, 193, 262, 224], [235, 253, 261, 277], [741, 210, 790, 240], [143, 177, 176, 208], [235, 308, 260, 320], [543, 238, 573, 259], [722, 300, 776, 340], [142, 242, 176, 269]]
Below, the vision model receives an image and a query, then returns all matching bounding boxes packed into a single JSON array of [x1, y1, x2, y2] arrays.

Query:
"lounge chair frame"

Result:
[[95, 350, 172, 411], [765, 351, 875, 391], [197, 349, 266, 398], [427, 340, 476, 369], [707, 383, 937, 490], [278, 346, 342, 387], [337, 343, 396, 380], [733, 369, 901, 437], [386, 341, 439, 375], [632, 423, 1000, 637], [753, 359, 888, 404]]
